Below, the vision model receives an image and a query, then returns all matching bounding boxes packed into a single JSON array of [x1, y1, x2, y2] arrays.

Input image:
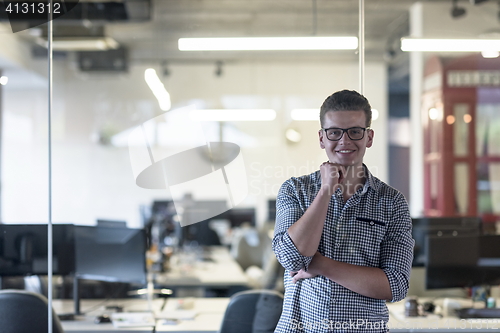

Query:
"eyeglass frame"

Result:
[[321, 126, 371, 141]]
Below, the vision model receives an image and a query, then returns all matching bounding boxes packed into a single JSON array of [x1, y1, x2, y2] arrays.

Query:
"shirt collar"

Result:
[[361, 164, 378, 195]]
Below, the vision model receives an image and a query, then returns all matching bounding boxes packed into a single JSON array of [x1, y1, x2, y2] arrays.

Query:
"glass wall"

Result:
[[2, 0, 500, 306]]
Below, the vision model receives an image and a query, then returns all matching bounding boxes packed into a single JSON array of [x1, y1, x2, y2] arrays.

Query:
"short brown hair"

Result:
[[319, 90, 372, 128]]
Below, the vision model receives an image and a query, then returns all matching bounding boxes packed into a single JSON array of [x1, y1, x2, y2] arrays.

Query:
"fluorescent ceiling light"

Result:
[[190, 109, 276, 121], [0, 76, 8, 85], [291, 109, 319, 121], [481, 50, 500, 58], [145, 68, 171, 111], [401, 38, 500, 52], [36, 37, 119, 51], [285, 128, 302, 143], [179, 37, 358, 51]]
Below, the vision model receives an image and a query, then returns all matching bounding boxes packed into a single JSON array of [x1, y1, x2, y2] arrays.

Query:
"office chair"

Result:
[[0, 289, 65, 333], [219, 289, 283, 333]]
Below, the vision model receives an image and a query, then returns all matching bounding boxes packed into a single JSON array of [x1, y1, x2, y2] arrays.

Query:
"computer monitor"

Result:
[[0, 224, 75, 277], [73, 225, 147, 314], [425, 234, 500, 289], [268, 199, 276, 221], [74, 225, 147, 284], [223, 208, 256, 228], [411, 217, 481, 267]]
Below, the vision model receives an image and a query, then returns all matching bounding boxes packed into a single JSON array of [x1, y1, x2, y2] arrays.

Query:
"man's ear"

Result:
[[366, 129, 374, 148], [319, 129, 326, 149]]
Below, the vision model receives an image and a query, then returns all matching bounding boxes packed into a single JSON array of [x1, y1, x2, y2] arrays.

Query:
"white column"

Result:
[[409, 2, 424, 217]]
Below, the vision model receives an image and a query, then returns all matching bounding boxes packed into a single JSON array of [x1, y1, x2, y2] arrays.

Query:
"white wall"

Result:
[[2, 57, 388, 227]]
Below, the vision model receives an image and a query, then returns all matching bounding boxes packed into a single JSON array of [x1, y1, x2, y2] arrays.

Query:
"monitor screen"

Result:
[[426, 234, 500, 289], [74, 226, 147, 284], [223, 208, 256, 228], [411, 217, 481, 267], [268, 199, 276, 221], [0, 224, 75, 276]]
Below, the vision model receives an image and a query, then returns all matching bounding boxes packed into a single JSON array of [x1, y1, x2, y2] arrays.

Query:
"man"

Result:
[[272, 90, 414, 332]]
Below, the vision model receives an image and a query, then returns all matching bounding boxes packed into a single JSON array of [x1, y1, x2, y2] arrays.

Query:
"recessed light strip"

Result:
[[179, 37, 358, 51], [190, 109, 276, 121], [291, 109, 319, 121], [401, 38, 500, 52], [145, 69, 171, 111]]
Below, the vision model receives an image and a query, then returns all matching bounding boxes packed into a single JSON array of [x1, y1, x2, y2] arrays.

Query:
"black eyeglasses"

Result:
[[322, 127, 370, 141]]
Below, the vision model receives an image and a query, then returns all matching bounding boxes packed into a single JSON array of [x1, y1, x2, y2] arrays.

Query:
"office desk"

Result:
[[387, 299, 500, 332], [54, 297, 230, 333], [154, 246, 249, 296], [52, 296, 500, 333]]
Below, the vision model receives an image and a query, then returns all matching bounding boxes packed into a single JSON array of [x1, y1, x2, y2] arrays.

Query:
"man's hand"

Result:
[[290, 252, 324, 283], [320, 161, 346, 196], [290, 269, 317, 283]]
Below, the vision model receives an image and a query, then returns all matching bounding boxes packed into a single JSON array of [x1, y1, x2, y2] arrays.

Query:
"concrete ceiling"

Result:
[[106, 0, 416, 63]]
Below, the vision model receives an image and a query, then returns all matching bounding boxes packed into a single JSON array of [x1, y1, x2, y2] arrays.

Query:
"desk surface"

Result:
[[54, 296, 500, 333], [55, 298, 230, 333], [387, 299, 500, 332], [154, 246, 249, 287]]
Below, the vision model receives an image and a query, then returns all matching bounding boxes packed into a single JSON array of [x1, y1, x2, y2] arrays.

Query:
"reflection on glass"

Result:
[[430, 116, 439, 153], [476, 103, 500, 157], [453, 103, 469, 157], [454, 163, 469, 214], [478, 162, 500, 215], [430, 163, 438, 209]]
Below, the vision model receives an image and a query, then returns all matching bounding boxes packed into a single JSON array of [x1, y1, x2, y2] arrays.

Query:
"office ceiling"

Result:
[[5, 0, 494, 66], [108, 0, 417, 63]]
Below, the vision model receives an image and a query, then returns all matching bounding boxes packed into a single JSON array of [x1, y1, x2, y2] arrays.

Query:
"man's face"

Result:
[[318, 110, 374, 168]]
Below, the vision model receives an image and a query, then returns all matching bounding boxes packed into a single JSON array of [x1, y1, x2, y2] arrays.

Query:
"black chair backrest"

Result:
[[219, 289, 283, 333], [0, 289, 64, 333]]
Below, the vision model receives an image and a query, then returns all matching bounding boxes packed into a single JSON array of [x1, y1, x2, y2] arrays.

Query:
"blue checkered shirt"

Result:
[[272, 166, 414, 333]]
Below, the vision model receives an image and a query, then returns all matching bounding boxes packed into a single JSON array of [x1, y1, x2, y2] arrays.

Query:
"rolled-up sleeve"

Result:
[[380, 192, 414, 303], [272, 179, 314, 272]]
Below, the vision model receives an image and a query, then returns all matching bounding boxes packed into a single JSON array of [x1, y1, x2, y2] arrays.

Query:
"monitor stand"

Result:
[[56, 276, 80, 321]]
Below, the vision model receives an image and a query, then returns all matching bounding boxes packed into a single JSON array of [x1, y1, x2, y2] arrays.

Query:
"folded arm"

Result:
[[292, 252, 392, 300]]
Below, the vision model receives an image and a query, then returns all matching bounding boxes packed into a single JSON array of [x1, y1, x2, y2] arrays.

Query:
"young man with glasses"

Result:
[[273, 90, 414, 332]]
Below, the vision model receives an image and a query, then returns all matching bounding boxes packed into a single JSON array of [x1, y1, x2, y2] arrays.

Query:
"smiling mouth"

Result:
[[336, 150, 355, 153]]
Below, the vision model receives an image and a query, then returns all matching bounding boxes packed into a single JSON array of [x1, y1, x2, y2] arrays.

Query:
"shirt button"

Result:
[[335, 243, 340, 248], [369, 221, 374, 226]]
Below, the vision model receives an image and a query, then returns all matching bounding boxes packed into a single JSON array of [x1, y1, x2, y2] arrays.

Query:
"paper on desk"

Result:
[[110, 312, 155, 327], [156, 310, 198, 320]]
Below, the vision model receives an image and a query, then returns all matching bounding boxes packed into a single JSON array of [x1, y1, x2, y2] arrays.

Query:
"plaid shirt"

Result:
[[272, 166, 414, 333]]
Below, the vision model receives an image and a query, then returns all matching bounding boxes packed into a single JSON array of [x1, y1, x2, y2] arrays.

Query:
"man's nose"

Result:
[[338, 131, 352, 144]]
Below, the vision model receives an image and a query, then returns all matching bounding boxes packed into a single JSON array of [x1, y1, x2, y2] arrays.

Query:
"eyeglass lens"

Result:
[[326, 128, 365, 141]]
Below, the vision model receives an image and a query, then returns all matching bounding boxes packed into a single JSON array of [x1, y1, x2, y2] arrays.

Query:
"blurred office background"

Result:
[[1, 0, 500, 302]]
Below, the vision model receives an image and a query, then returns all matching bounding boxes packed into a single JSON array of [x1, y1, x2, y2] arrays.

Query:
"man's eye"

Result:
[[330, 130, 342, 136], [350, 129, 362, 135]]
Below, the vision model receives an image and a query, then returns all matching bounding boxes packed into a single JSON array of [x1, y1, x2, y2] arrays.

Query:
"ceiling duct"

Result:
[[0, 0, 151, 24], [78, 47, 128, 73]]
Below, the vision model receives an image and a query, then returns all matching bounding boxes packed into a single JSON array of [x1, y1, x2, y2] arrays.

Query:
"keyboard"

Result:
[[456, 308, 500, 319]]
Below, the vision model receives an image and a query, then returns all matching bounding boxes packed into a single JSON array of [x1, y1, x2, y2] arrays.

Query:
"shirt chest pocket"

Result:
[[336, 216, 387, 265], [350, 217, 387, 242]]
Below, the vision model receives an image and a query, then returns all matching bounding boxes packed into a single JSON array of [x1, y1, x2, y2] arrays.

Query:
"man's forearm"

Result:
[[311, 253, 392, 300], [287, 189, 331, 257]]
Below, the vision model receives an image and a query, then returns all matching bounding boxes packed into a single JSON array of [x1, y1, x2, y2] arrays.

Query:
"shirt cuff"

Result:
[[277, 231, 314, 272], [383, 268, 409, 303]]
